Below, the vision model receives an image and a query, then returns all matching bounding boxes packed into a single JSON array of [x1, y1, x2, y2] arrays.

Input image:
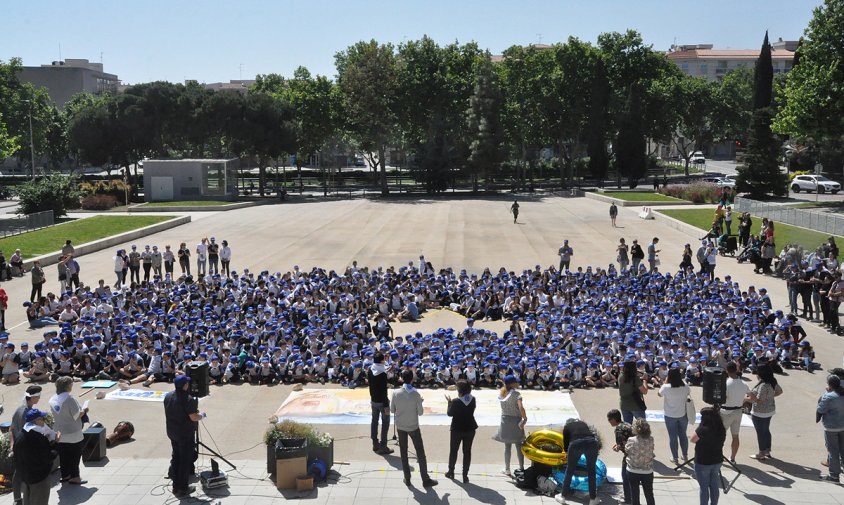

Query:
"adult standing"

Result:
[[706, 243, 717, 281], [49, 376, 88, 485], [607, 409, 634, 505], [724, 206, 733, 236], [557, 418, 600, 505], [150, 245, 163, 278], [219, 240, 232, 278], [647, 237, 660, 273], [493, 374, 526, 476], [630, 240, 644, 274], [61, 240, 74, 257], [0, 284, 6, 331], [164, 375, 202, 498], [719, 362, 749, 464], [510, 200, 520, 224], [558, 240, 573, 272], [177, 243, 191, 276], [691, 407, 726, 505], [619, 360, 648, 424], [390, 370, 437, 487], [445, 379, 478, 483], [16, 408, 59, 505], [680, 243, 693, 272], [610, 202, 619, 227], [207, 237, 220, 275], [617, 238, 630, 272], [827, 271, 844, 335], [11, 386, 43, 505], [658, 368, 690, 463], [128, 245, 141, 285], [738, 213, 753, 248], [367, 352, 393, 455], [747, 364, 782, 460], [195, 238, 208, 277], [112, 250, 125, 288], [141, 245, 153, 282], [625, 418, 656, 505], [817, 374, 844, 482], [30, 261, 45, 303], [163, 245, 175, 277]]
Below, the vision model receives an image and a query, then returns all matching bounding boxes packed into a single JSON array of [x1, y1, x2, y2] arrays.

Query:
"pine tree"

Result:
[[736, 31, 788, 198], [614, 85, 648, 188], [587, 59, 610, 184], [466, 57, 504, 192]]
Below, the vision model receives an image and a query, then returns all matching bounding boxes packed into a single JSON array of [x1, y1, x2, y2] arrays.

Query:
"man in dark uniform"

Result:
[[164, 375, 202, 498], [11, 386, 43, 505]]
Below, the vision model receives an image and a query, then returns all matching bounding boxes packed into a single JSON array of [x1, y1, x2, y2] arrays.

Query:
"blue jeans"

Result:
[[824, 430, 844, 479], [370, 403, 390, 449], [622, 410, 647, 424], [562, 437, 599, 499], [695, 462, 721, 505], [751, 415, 772, 452], [664, 414, 689, 460], [788, 287, 799, 314]]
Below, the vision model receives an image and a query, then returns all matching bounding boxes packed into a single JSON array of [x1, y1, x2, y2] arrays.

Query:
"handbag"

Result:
[[634, 389, 647, 411], [685, 396, 697, 424]]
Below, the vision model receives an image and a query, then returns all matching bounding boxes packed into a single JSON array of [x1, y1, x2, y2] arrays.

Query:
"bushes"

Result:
[[16, 176, 81, 217], [79, 180, 130, 201], [788, 170, 811, 182], [659, 182, 722, 204], [80, 194, 118, 210]]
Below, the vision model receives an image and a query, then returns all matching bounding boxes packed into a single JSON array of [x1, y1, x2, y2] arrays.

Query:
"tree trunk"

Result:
[[258, 157, 266, 197], [379, 145, 388, 196]]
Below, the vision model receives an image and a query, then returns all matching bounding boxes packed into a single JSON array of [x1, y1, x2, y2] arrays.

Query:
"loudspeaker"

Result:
[[82, 426, 107, 461], [702, 366, 727, 405], [187, 361, 210, 398]]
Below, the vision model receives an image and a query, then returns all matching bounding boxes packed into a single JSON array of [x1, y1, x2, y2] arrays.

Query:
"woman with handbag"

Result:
[[445, 380, 478, 483], [619, 360, 648, 424], [49, 376, 89, 485], [658, 368, 691, 464], [746, 364, 782, 460]]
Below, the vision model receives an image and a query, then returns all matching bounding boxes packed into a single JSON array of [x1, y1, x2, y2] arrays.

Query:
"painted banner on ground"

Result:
[[81, 380, 117, 389], [646, 409, 753, 428], [274, 389, 579, 426]]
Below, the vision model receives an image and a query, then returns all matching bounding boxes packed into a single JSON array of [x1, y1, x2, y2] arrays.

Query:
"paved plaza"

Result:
[[0, 195, 842, 504]]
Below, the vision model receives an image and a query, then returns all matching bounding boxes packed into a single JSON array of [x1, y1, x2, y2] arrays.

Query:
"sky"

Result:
[[1, 0, 821, 85]]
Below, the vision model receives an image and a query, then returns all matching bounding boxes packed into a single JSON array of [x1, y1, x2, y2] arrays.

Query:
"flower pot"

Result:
[[307, 439, 333, 470], [267, 437, 308, 476]]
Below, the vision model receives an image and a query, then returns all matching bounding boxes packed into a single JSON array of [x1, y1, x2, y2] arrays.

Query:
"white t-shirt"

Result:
[[724, 376, 750, 408], [659, 383, 691, 418]]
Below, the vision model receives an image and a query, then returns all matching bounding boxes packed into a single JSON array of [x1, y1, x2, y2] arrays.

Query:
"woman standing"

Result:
[[625, 418, 656, 505], [617, 238, 630, 272], [630, 240, 645, 273], [493, 375, 526, 477], [49, 376, 89, 485], [445, 380, 478, 483], [747, 364, 782, 459], [680, 244, 694, 272], [691, 407, 726, 505], [30, 260, 46, 303], [619, 361, 648, 424], [658, 368, 691, 463]]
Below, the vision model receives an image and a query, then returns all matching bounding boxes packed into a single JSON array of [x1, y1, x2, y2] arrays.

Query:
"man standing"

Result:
[[607, 409, 634, 505], [817, 374, 844, 482], [647, 237, 660, 273], [630, 240, 644, 274], [16, 408, 58, 505], [164, 375, 202, 498], [719, 362, 749, 464], [557, 417, 599, 505], [610, 202, 618, 227], [150, 246, 163, 278], [510, 200, 520, 224], [558, 240, 573, 272], [128, 245, 141, 285], [367, 352, 394, 455], [195, 239, 208, 277], [11, 386, 43, 505], [207, 237, 220, 275], [391, 369, 437, 487]]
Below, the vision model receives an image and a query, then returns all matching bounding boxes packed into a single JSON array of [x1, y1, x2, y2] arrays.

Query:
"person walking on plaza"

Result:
[[610, 202, 618, 227], [494, 374, 526, 477], [720, 361, 749, 464], [445, 379, 478, 483], [625, 418, 656, 505], [619, 360, 648, 424], [510, 200, 520, 224], [647, 237, 660, 273], [11, 386, 43, 505], [747, 364, 782, 460], [658, 368, 690, 464], [607, 409, 634, 505], [558, 240, 573, 271], [49, 376, 88, 485], [817, 374, 844, 482], [557, 418, 600, 505], [391, 369, 437, 487], [692, 407, 727, 505], [16, 408, 59, 505], [367, 352, 393, 455], [164, 375, 202, 498]]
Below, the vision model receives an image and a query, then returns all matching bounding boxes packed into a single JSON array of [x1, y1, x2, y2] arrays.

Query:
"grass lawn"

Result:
[[139, 200, 234, 207], [0, 215, 175, 259], [601, 191, 685, 202], [787, 201, 844, 210], [658, 208, 841, 251]]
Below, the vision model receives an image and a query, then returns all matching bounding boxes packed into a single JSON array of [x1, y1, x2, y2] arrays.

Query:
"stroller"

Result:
[[718, 236, 738, 256], [737, 243, 760, 264]]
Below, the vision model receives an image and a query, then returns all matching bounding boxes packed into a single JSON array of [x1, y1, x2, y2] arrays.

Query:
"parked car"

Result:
[[791, 174, 840, 194], [716, 178, 736, 188], [690, 151, 706, 164]]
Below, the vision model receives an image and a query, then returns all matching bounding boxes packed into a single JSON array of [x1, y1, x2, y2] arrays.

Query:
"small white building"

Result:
[[143, 159, 239, 202]]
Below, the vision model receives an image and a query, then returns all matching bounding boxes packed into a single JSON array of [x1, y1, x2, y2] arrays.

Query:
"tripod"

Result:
[[195, 424, 236, 470], [672, 404, 741, 493]]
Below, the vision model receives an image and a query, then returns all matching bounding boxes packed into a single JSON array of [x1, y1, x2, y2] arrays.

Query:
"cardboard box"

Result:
[[276, 456, 307, 489]]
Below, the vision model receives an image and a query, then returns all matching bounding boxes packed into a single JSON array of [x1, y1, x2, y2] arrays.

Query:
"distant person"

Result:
[[391, 369, 437, 487], [558, 240, 573, 271], [630, 239, 644, 273], [445, 380, 478, 483], [610, 202, 618, 227], [510, 200, 519, 224], [61, 240, 74, 257], [219, 240, 232, 278], [367, 352, 393, 455], [647, 237, 660, 273]]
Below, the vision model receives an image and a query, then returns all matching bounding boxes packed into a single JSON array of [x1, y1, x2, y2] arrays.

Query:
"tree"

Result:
[[335, 40, 399, 195], [0, 113, 19, 159], [711, 68, 753, 144], [586, 58, 610, 183], [466, 55, 504, 191], [736, 32, 788, 198], [238, 92, 296, 196], [669, 75, 716, 176], [614, 85, 648, 188], [16, 175, 80, 217], [774, 0, 844, 178]]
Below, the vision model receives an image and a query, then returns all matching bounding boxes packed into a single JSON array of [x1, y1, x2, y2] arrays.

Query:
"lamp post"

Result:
[[22, 99, 36, 178]]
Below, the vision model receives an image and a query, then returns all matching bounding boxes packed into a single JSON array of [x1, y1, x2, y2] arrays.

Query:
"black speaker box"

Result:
[[187, 361, 210, 398], [702, 366, 727, 405], [82, 426, 107, 461]]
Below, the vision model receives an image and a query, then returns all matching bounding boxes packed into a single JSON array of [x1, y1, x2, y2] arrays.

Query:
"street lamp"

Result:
[[22, 99, 36, 178]]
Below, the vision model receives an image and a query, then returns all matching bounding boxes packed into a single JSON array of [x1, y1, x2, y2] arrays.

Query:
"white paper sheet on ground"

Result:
[[604, 467, 623, 484], [275, 389, 579, 426], [646, 409, 753, 427]]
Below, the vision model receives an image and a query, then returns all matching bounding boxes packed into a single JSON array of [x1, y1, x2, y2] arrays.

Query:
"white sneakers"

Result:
[[555, 495, 567, 504]]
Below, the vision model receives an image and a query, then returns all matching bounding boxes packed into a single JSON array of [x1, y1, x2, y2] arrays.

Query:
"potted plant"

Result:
[[307, 431, 334, 471], [264, 418, 310, 476], [0, 433, 13, 478]]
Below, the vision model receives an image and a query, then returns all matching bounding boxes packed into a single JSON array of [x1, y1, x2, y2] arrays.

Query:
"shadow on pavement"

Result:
[[462, 481, 507, 505], [736, 464, 795, 488], [56, 484, 98, 505]]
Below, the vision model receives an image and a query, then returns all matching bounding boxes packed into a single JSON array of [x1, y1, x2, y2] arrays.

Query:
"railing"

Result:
[[734, 197, 844, 237], [0, 210, 55, 238]]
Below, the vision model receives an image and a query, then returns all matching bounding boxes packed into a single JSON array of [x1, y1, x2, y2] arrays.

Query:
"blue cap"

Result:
[[174, 375, 191, 388]]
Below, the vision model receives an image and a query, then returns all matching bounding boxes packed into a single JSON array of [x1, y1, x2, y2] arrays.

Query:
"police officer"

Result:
[[164, 375, 202, 498]]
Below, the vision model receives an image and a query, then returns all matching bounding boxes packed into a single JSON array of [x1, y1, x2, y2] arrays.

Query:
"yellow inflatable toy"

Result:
[[521, 429, 567, 466]]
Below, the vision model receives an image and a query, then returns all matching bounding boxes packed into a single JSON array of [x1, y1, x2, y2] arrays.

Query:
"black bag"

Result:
[[515, 462, 552, 489], [634, 389, 647, 411]]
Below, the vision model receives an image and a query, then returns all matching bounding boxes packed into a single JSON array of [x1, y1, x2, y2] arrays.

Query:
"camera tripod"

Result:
[[672, 404, 741, 492], [195, 423, 236, 470]]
